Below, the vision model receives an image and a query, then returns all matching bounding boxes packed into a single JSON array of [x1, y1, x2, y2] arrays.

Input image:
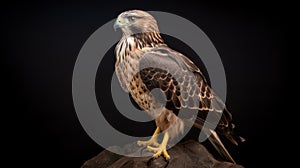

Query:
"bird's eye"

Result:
[[128, 16, 136, 21]]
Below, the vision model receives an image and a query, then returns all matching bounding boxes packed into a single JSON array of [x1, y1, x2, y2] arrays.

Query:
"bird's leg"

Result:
[[137, 127, 160, 147], [147, 132, 170, 160]]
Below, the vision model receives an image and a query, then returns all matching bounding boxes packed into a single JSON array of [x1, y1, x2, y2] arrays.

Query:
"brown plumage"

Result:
[[114, 10, 244, 163]]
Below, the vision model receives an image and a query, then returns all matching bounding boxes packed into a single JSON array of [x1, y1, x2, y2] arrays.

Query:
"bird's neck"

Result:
[[127, 32, 165, 49], [115, 32, 165, 64]]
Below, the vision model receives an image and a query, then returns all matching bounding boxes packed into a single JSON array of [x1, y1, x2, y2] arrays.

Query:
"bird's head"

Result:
[[114, 10, 159, 36]]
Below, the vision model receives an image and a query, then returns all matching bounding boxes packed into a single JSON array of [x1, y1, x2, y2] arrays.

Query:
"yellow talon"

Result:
[[146, 146, 158, 152], [137, 128, 171, 160], [163, 150, 170, 160], [148, 132, 170, 160], [148, 148, 170, 160], [153, 152, 160, 159], [137, 127, 160, 147]]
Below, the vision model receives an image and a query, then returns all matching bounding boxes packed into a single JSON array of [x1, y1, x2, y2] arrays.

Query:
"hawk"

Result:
[[113, 10, 244, 163]]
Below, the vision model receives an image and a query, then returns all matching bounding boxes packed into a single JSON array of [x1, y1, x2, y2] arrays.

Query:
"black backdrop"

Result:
[[3, 1, 283, 167]]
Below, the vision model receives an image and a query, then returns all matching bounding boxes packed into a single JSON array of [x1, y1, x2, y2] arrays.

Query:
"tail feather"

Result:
[[182, 118, 245, 164], [222, 126, 245, 146], [207, 129, 236, 164]]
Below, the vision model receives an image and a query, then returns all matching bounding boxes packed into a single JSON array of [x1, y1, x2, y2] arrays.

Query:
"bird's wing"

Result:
[[138, 46, 232, 130]]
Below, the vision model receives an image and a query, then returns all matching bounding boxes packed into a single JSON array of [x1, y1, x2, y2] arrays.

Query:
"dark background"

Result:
[[3, 1, 283, 167]]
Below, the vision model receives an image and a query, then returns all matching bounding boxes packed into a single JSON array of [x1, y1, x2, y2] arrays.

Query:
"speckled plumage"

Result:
[[114, 10, 243, 163]]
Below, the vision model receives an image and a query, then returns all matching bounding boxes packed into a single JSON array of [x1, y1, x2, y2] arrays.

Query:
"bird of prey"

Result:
[[113, 10, 244, 163]]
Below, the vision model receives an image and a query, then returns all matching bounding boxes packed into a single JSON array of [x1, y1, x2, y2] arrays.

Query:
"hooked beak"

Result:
[[113, 17, 124, 31]]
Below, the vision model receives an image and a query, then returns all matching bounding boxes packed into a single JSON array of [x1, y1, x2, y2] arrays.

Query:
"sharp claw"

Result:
[[153, 154, 160, 159], [163, 150, 170, 160], [164, 159, 170, 168], [148, 147, 170, 160], [138, 132, 170, 161]]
